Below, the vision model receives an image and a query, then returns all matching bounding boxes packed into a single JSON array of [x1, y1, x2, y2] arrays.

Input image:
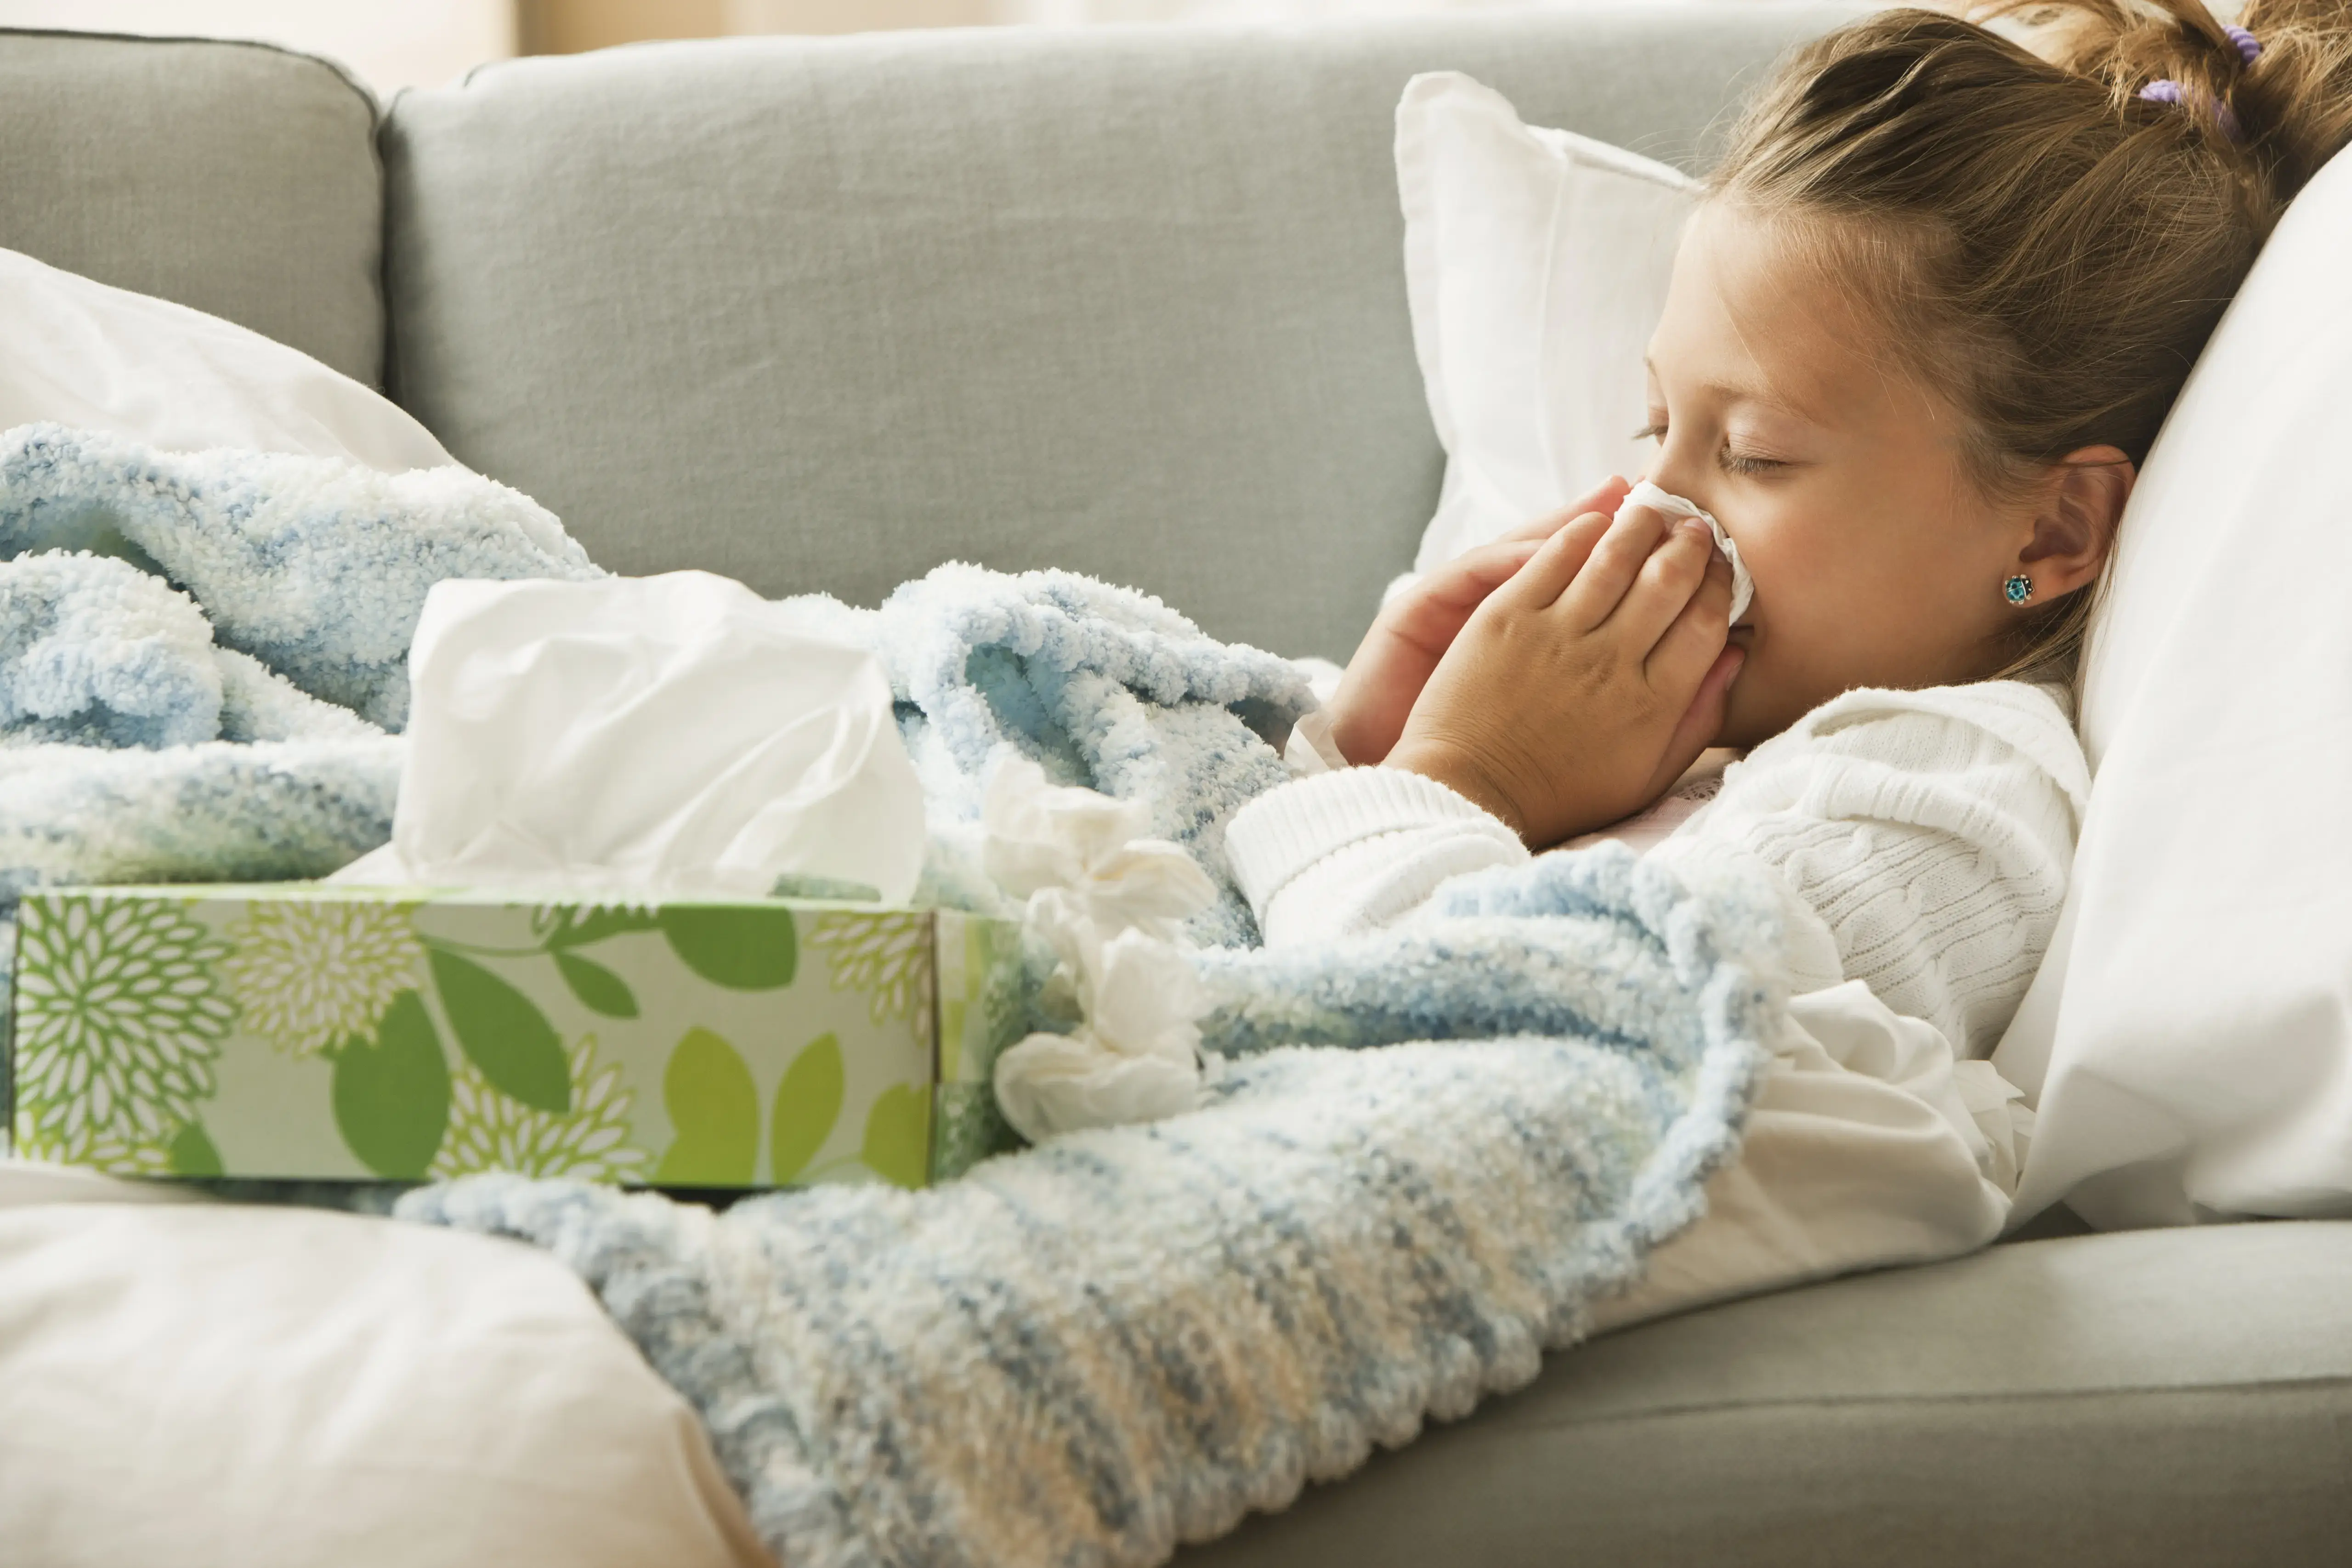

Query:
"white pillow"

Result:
[[1991, 143, 2352, 1228], [1394, 72, 1699, 579], [0, 1168, 771, 1568], [0, 246, 452, 472]]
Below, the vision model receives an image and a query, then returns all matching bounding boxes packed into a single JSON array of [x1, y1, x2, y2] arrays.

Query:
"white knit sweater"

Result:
[[1227, 680, 2091, 1060]]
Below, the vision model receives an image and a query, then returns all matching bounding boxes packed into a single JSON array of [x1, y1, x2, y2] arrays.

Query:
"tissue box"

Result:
[[3, 885, 1029, 1189]]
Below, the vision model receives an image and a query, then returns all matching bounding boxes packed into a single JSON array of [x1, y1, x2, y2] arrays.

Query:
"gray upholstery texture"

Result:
[[0, 29, 386, 387], [382, 6, 1853, 662], [1184, 1221, 2352, 1567]]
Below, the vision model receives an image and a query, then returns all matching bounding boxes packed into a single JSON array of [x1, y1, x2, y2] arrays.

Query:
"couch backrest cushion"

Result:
[[0, 28, 386, 388], [383, 5, 1848, 661]]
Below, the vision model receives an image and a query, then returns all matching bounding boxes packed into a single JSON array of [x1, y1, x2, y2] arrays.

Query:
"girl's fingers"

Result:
[[1590, 516, 1717, 648], [1447, 536, 1551, 594], [1494, 475, 1633, 546], [1649, 643, 1746, 793], [1491, 507, 1616, 611], [1556, 500, 1680, 630], [1643, 548, 1736, 685], [1388, 538, 1547, 652], [1568, 472, 1635, 520]]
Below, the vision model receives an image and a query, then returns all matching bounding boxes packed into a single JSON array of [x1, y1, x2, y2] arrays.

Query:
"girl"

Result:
[[1229, 0, 2352, 1324]]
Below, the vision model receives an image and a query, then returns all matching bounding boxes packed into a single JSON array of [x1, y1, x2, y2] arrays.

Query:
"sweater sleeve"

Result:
[[1228, 680, 2089, 1059], [1224, 763, 1527, 948], [1652, 680, 2089, 1059]]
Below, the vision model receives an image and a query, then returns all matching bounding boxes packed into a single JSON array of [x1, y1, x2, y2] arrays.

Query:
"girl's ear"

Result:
[[2017, 446, 2133, 598]]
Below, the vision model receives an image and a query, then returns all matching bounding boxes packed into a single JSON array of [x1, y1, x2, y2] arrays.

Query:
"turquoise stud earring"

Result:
[[2003, 574, 2034, 606]]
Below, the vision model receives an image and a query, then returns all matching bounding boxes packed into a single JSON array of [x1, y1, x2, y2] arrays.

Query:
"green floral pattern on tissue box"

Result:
[[6, 887, 1027, 1188]]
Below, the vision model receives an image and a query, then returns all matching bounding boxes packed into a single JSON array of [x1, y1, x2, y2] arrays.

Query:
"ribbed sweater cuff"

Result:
[[1226, 765, 1521, 912]]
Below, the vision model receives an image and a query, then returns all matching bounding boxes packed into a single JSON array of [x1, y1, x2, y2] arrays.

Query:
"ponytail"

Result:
[[1989, 0, 2352, 202]]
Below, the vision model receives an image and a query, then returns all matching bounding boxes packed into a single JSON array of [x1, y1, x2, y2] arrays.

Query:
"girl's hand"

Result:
[[1323, 476, 1634, 765], [1384, 497, 1746, 847]]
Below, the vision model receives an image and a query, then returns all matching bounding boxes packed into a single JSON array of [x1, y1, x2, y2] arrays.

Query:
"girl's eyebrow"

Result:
[[1644, 356, 1819, 423]]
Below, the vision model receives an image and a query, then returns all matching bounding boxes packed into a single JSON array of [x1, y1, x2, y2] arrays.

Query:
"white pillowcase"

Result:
[[0, 245, 452, 472], [1992, 143, 2352, 1228], [1395, 72, 1698, 579]]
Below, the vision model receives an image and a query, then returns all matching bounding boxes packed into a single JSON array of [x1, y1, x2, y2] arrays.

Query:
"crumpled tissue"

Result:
[[1626, 479, 1754, 623], [982, 755, 1219, 1143], [334, 570, 926, 903]]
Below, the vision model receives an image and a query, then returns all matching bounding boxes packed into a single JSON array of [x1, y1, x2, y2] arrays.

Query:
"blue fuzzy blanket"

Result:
[[1, 424, 1785, 1568], [0, 424, 597, 929], [408, 860, 1776, 1566]]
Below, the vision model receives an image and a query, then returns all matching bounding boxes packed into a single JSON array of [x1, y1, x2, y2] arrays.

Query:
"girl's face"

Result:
[[1640, 200, 2118, 748]]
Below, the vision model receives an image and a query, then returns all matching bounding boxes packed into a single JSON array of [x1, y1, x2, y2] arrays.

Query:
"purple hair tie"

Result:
[[2138, 75, 2247, 141], [2138, 26, 2258, 138]]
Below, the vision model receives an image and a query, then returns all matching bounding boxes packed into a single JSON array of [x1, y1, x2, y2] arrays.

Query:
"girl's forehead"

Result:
[[1650, 202, 1900, 425]]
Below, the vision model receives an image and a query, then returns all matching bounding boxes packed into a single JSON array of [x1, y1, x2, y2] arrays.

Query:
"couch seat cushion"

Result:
[[1182, 1222, 2352, 1567]]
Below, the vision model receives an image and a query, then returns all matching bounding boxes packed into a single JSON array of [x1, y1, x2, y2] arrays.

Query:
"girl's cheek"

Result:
[[1731, 508, 1802, 576], [1722, 521, 1785, 610], [1733, 497, 1847, 598]]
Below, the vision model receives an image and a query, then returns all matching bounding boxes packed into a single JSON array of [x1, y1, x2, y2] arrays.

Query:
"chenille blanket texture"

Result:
[[0, 423, 1787, 1568]]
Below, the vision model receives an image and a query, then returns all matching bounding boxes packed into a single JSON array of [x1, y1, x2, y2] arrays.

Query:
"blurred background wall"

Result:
[[0, 0, 1646, 94], [0, 0, 517, 91]]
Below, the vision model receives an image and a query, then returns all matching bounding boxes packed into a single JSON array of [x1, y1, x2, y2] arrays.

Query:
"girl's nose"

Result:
[[1635, 440, 1711, 517], [1632, 462, 1714, 522]]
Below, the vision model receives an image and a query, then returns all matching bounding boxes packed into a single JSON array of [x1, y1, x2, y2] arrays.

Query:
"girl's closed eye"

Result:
[[1630, 420, 1789, 477], [1718, 446, 1787, 476]]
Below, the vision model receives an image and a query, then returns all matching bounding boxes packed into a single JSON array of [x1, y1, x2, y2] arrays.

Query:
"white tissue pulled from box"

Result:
[[332, 571, 926, 905], [981, 755, 1221, 1143], [1625, 479, 1753, 624]]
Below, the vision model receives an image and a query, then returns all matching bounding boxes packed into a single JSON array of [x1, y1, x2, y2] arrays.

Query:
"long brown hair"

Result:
[[1709, 1, 2352, 677]]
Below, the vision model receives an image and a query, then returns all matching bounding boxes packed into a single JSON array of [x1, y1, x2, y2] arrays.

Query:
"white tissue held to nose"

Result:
[[1624, 479, 1754, 625], [982, 754, 1220, 1143]]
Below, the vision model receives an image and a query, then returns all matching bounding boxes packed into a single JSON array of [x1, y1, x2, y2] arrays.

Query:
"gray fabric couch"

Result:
[[4, 12, 2347, 1563]]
